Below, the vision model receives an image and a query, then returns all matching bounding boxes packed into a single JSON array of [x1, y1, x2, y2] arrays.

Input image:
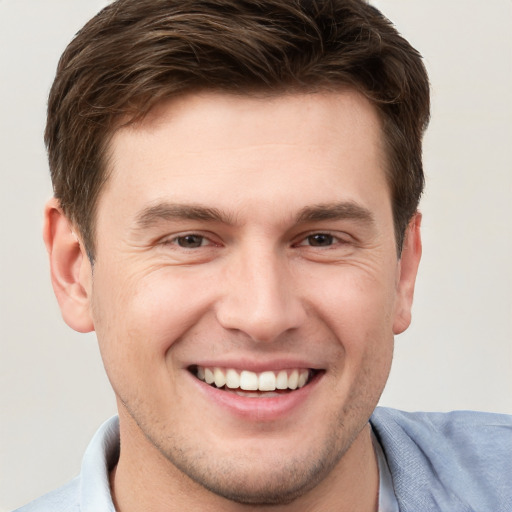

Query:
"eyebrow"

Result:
[[134, 202, 235, 229], [296, 202, 374, 225], [134, 200, 374, 230]]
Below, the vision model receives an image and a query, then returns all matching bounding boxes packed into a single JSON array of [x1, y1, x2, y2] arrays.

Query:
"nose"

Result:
[[215, 247, 306, 343]]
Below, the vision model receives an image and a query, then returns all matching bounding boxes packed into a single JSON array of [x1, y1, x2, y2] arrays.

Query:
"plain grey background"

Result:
[[1, 0, 511, 509]]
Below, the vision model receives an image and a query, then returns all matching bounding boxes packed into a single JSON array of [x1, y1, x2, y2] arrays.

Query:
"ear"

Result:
[[393, 212, 422, 335], [43, 198, 94, 333]]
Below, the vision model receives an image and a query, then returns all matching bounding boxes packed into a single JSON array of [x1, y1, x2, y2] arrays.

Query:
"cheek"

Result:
[[308, 263, 398, 341], [92, 266, 213, 346], [89, 276, 181, 413], [306, 262, 397, 395]]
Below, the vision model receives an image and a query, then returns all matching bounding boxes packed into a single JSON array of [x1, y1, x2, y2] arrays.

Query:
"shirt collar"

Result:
[[372, 428, 399, 512], [79, 415, 119, 511]]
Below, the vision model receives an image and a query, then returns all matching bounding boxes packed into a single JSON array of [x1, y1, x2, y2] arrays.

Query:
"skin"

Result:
[[44, 90, 421, 511]]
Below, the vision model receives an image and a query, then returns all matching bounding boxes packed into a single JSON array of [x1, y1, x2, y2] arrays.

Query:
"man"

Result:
[[16, 0, 511, 511]]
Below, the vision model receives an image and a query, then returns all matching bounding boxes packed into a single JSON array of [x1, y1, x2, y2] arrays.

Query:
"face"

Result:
[[75, 91, 419, 505]]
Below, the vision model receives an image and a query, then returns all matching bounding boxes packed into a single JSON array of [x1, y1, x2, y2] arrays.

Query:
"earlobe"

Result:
[[43, 198, 94, 333], [393, 213, 422, 335]]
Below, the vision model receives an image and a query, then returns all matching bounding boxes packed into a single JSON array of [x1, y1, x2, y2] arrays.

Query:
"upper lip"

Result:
[[186, 358, 324, 373]]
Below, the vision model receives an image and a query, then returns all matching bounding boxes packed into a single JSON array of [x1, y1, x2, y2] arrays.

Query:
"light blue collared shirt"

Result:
[[15, 408, 512, 511]]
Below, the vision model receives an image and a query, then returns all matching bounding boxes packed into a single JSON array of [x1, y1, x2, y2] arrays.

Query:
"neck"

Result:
[[110, 414, 379, 512]]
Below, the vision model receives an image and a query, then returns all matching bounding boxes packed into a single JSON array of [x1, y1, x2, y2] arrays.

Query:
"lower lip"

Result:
[[189, 371, 322, 422]]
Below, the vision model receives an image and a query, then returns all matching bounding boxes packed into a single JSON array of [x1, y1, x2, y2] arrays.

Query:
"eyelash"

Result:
[[295, 232, 346, 248], [163, 233, 216, 249], [161, 231, 348, 250]]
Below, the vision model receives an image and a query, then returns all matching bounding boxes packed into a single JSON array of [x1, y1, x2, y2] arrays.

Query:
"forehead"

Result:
[[127, 89, 384, 155], [99, 90, 390, 225]]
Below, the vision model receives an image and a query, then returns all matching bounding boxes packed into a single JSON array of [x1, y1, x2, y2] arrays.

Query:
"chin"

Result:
[[178, 453, 333, 506], [151, 424, 350, 507]]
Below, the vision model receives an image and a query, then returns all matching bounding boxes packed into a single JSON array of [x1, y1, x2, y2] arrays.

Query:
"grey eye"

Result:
[[176, 235, 204, 248], [307, 234, 334, 246]]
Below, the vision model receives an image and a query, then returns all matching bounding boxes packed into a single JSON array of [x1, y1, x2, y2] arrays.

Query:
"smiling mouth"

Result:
[[189, 365, 320, 396]]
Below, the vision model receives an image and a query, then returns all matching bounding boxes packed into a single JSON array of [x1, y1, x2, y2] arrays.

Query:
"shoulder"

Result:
[[371, 407, 512, 459], [13, 477, 80, 512], [370, 407, 512, 511], [371, 406, 512, 441]]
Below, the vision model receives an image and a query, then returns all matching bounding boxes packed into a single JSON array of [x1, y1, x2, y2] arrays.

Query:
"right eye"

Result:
[[173, 234, 207, 249]]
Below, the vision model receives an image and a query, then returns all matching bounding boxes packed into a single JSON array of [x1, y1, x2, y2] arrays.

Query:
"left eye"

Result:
[[174, 234, 206, 248], [302, 233, 336, 247]]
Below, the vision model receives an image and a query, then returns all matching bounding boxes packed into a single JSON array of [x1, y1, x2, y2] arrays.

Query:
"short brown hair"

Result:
[[46, 0, 430, 260]]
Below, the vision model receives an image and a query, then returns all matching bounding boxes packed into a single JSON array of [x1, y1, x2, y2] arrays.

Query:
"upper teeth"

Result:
[[195, 366, 310, 391]]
